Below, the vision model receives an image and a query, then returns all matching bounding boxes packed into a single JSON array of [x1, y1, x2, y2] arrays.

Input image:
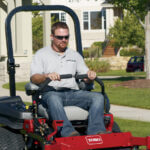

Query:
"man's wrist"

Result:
[[44, 73, 49, 78]]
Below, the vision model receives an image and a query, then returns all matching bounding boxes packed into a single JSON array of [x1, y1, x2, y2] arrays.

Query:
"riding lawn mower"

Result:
[[0, 5, 150, 150]]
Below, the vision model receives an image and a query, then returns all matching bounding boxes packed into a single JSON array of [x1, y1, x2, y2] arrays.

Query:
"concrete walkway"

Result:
[[0, 81, 32, 102], [0, 81, 150, 122]]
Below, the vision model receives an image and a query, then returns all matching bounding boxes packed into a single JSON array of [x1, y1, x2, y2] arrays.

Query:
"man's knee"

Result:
[[43, 92, 63, 107], [91, 93, 104, 106]]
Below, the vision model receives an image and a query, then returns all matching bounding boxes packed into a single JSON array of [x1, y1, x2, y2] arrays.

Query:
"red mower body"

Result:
[[23, 115, 150, 150]]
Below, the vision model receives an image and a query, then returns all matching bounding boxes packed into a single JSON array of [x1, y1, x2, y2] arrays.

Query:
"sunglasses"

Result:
[[54, 35, 69, 40]]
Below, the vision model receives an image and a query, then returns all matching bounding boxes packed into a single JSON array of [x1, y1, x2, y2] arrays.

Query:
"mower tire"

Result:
[[112, 121, 121, 133], [0, 127, 25, 150], [112, 122, 133, 150]]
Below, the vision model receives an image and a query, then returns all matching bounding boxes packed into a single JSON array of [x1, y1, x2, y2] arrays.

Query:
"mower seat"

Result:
[[25, 82, 89, 121], [38, 104, 88, 121]]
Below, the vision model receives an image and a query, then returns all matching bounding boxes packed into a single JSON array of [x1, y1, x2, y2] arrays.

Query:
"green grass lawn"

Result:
[[114, 117, 150, 137], [93, 75, 150, 109], [2, 81, 28, 91], [97, 70, 146, 77]]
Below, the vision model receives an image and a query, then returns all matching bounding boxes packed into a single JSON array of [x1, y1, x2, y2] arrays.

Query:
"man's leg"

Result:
[[66, 90, 106, 135], [42, 91, 76, 137]]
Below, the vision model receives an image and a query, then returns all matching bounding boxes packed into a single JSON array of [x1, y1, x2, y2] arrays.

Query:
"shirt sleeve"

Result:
[[30, 51, 44, 77], [76, 52, 89, 74]]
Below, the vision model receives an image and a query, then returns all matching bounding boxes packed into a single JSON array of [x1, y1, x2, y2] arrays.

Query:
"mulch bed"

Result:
[[112, 79, 150, 88]]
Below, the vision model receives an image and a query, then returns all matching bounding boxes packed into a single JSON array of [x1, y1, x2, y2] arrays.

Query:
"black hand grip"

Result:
[[38, 78, 51, 91], [60, 74, 73, 79], [75, 74, 88, 80], [38, 74, 73, 91]]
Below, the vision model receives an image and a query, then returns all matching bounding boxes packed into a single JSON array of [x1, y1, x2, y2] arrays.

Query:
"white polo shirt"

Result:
[[30, 46, 89, 90]]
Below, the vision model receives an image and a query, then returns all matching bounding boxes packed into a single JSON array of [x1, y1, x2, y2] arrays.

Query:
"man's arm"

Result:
[[30, 74, 48, 85], [31, 72, 60, 85]]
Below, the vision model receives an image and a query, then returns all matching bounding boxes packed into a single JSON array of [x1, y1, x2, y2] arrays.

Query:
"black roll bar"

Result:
[[5, 5, 83, 96]]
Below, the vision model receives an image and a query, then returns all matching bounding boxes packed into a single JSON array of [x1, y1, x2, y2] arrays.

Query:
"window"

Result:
[[51, 12, 66, 23], [83, 12, 89, 30], [90, 11, 102, 29], [60, 13, 66, 22], [83, 11, 102, 30]]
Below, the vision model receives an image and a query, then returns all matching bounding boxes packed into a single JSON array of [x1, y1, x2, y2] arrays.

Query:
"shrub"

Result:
[[83, 47, 101, 58], [83, 42, 104, 58], [83, 50, 90, 58], [91, 41, 103, 49], [120, 48, 144, 56], [85, 59, 110, 73]]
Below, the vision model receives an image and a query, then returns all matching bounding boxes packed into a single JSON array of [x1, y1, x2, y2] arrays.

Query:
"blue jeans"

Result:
[[42, 90, 106, 137]]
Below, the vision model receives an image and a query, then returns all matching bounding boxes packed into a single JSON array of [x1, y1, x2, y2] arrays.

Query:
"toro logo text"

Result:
[[85, 135, 103, 145]]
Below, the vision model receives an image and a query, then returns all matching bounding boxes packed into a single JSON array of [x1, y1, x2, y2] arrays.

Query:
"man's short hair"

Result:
[[51, 22, 69, 35]]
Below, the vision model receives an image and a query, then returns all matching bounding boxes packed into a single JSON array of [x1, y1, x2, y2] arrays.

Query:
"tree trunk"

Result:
[[145, 11, 150, 79]]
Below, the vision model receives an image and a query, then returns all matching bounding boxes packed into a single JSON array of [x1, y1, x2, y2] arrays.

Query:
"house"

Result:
[[0, 0, 122, 82], [0, 0, 32, 82], [34, 0, 122, 50]]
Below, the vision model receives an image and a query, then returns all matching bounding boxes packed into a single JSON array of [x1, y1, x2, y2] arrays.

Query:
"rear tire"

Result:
[[0, 127, 25, 150], [112, 121, 121, 133], [111, 122, 132, 150]]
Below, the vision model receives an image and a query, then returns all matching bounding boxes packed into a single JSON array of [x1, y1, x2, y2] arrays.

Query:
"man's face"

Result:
[[51, 28, 69, 52]]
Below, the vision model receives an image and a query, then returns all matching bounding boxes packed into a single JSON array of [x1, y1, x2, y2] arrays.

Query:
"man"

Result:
[[30, 22, 106, 137]]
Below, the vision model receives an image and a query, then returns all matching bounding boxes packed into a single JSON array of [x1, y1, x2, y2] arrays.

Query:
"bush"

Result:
[[83, 41, 104, 58], [85, 59, 110, 73], [83, 50, 90, 58], [92, 41, 103, 49], [83, 48, 101, 58], [120, 48, 144, 56]]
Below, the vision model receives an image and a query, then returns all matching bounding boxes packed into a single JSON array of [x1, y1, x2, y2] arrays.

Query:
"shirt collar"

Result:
[[50, 46, 68, 57]]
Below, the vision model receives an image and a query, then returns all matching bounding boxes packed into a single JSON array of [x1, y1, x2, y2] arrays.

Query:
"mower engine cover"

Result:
[[0, 96, 33, 129]]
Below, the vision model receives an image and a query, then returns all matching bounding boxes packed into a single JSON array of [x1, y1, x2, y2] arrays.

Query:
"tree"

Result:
[[32, 16, 43, 53], [107, 0, 150, 79], [32, 6, 58, 52], [109, 11, 145, 50]]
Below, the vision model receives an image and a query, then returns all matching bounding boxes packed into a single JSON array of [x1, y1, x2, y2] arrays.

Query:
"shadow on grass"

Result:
[[102, 76, 145, 82]]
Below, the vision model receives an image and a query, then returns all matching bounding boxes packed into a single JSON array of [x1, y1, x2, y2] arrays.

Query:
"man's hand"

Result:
[[46, 72, 60, 81], [83, 70, 96, 83], [87, 70, 96, 80]]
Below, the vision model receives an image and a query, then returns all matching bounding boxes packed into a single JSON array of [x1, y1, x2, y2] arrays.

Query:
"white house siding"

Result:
[[36, 0, 115, 50], [0, 0, 32, 82], [105, 8, 114, 35], [50, 0, 109, 49], [0, 0, 116, 82], [0, 5, 7, 58]]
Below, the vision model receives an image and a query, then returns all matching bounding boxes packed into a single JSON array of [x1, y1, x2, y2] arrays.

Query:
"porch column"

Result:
[[145, 11, 150, 79], [43, 0, 51, 47], [0, 0, 7, 58], [15, 0, 23, 54], [6, 0, 16, 53], [105, 8, 114, 35]]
